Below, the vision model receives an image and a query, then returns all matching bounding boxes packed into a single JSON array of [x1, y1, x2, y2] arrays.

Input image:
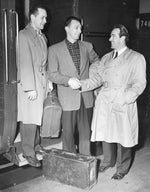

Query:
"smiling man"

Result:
[[17, 5, 48, 167], [81, 24, 146, 180], [47, 16, 100, 156]]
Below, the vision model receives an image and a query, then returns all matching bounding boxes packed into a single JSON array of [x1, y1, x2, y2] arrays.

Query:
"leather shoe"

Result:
[[36, 146, 48, 155], [99, 165, 113, 172], [111, 172, 126, 180], [23, 155, 41, 167]]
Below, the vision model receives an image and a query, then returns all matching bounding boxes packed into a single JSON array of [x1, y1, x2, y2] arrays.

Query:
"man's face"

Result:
[[31, 8, 47, 31], [109, 28, 122, 50], [65, 19, 82, 42]]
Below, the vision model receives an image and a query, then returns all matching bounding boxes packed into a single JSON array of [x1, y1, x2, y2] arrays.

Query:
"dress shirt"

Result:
[[65, 39, 80, 75]]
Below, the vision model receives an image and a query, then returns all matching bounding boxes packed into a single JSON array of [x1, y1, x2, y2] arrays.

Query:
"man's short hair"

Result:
[[65, 16, 81, 27], [113, 24, 129, 42], [29, 4, 46, 19]]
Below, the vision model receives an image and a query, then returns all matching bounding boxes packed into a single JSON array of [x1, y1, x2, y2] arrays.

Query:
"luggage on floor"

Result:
[[43, 148, 97, 189]]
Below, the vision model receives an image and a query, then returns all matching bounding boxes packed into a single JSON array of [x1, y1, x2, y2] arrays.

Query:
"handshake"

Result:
[[68, 77, 81, 90], [68, 73, 102, 91]]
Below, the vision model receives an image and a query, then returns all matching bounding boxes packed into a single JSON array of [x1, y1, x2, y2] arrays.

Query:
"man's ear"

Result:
[[30, 14, 35, 21], [64, 26, 68, 33], [121, 36, 125, 42], [65, 26, 67, 32]]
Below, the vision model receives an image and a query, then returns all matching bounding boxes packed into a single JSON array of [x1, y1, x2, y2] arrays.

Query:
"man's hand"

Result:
[[68, 78, 81, 89], [27, 90, 38, 100]]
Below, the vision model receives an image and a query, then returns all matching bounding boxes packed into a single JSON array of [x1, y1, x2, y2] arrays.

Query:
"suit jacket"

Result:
[[17, 24, 48, 125], [47, 40, 99, 111]]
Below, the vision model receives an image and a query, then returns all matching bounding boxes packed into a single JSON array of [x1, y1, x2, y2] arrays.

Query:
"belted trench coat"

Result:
[[82, 48, 146, 147]]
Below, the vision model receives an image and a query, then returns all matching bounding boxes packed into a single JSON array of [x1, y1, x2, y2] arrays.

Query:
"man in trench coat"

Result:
[[17, 5, 48, 167], [81, 24, 146, 180]]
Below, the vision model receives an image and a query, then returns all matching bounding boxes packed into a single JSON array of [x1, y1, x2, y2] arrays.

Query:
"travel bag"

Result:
[[43, 148, 97, 189], [40, 90, 62, 138]]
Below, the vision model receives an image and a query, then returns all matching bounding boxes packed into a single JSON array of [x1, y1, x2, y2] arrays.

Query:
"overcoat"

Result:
[[17, 24, 48, 125], [47, 40, 99, 111], [82, 48, 146, 147]]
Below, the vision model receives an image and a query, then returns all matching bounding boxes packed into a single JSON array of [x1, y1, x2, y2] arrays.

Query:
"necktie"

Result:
[[113, 51, 118, 59]]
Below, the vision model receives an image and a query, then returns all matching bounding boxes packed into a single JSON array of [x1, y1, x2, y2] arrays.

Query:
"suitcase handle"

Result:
[[51, 149, 91, 161], [52, 149, 76, 156]]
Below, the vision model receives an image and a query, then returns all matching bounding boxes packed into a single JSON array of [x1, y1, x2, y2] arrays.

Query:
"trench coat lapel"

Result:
[[108, 49, 130, 68], [103, 51, 114, 68], [26, 25, 47, 61]]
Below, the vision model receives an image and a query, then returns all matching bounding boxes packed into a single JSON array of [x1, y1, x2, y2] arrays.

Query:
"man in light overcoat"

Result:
[[17, 5, 48, 167], [81, 24, 146, 180]]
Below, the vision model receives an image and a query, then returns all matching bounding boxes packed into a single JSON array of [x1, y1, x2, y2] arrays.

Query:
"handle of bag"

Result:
[[48, 89, 57, 104]]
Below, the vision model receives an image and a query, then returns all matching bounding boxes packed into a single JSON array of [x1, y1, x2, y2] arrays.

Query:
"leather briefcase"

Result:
[[43, 148, 97, 189], [40, 90, 62, 138]]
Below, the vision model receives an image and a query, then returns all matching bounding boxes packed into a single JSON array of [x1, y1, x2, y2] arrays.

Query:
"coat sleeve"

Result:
[[80, 60, 103, 92], [18, 32, 36, 91], [47, 46, 70, 86], [80, 74, 102, 92], [125, 54, 146, 104]]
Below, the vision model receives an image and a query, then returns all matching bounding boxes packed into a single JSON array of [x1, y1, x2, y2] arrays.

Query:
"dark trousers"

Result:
[[20, 122, 39, 157], [101, 141, 132, 174], [62, 98, 93, 155]]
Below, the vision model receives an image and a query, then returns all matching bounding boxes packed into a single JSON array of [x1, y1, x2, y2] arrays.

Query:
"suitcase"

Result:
[[40, 90, 62, 138], [43, 148, 97, 189]]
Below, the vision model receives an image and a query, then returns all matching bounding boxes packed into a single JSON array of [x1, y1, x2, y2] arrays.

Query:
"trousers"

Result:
[[20, 122, 40, 157], [62, 97, 93, 155], [101, 141, 132, 174]]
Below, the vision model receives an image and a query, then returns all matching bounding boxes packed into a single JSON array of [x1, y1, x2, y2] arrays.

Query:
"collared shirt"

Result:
[[36, 30, 42, 37], [65, 39, 80, 75], [113, 46, 127, 58], [118, 46, 127, 56]]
